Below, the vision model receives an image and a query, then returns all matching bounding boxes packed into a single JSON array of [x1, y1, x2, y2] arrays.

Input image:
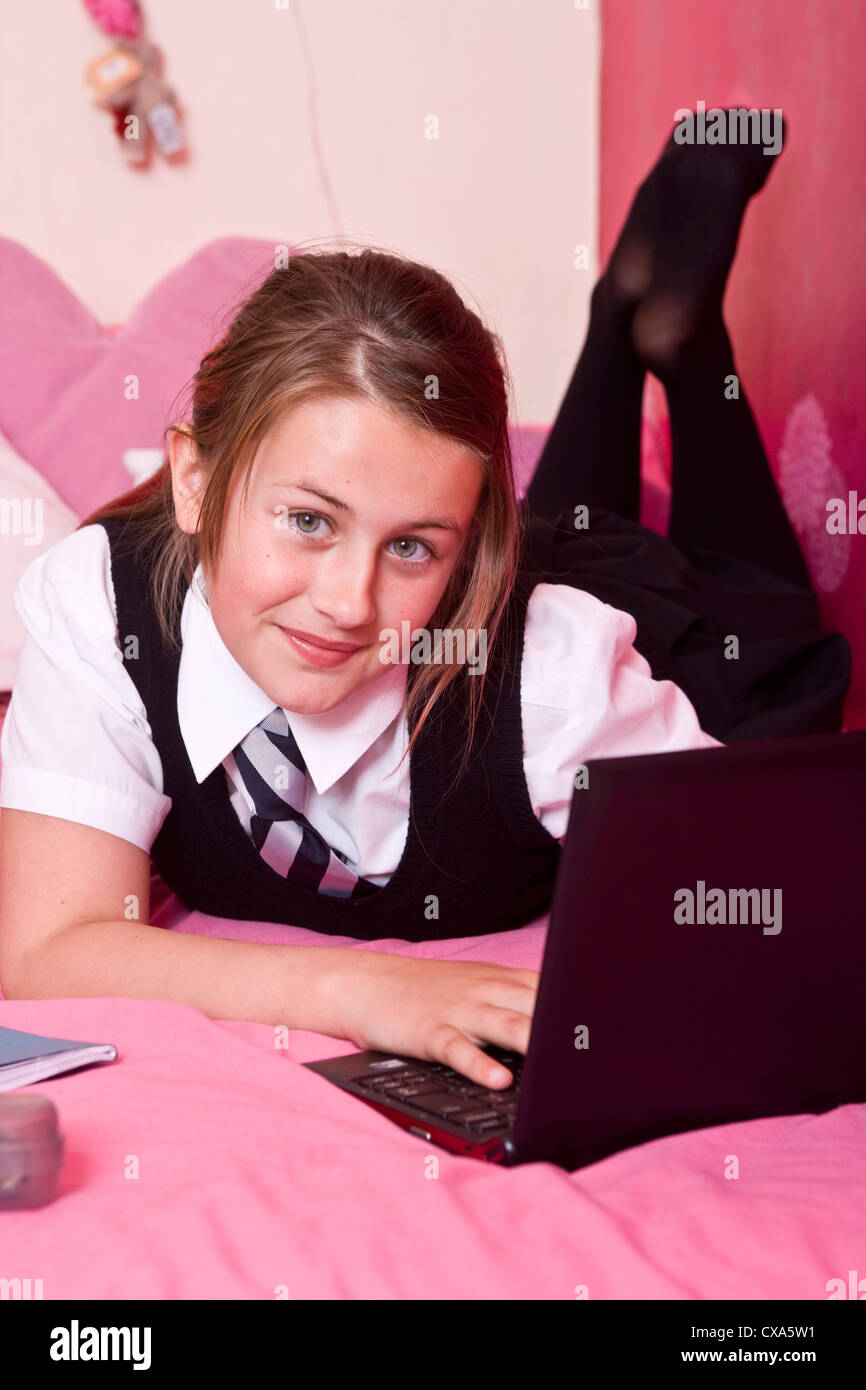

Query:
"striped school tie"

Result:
[[230, 706, 380, 898]]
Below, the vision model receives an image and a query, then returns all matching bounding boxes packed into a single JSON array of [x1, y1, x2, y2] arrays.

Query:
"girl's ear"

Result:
[[168, 425, 207, 534]]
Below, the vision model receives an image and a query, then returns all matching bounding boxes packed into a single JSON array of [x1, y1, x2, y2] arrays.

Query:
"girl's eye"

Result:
[[283, 510, 435, 566], [289, 510, 328, 539]]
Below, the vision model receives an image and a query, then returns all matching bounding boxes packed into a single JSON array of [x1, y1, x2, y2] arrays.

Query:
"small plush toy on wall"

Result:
[[82, 0, 187, 167]]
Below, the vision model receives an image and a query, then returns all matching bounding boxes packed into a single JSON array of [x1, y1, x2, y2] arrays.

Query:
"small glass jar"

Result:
[[0, 1093, 64, 1209]]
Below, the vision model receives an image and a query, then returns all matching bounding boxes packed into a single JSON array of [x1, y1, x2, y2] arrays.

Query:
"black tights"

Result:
[[524, 229, 812, 594]]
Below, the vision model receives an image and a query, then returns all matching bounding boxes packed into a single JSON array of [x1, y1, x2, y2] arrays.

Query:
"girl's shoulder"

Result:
[[13, 522, 119, 638]]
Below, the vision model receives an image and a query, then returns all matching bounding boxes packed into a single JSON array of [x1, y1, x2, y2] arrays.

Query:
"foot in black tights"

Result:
[[629, 114, 787, 380]]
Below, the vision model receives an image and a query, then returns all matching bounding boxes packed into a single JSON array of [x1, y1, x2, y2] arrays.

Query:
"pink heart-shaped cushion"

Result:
[[0, 236, 279, 517]]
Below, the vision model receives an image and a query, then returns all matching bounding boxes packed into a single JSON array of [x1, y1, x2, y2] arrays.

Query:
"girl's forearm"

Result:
[[6, 916, 357, 1033]]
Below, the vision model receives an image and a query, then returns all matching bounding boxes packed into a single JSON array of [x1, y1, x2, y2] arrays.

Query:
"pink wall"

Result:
[[601, 0, 866, 728]]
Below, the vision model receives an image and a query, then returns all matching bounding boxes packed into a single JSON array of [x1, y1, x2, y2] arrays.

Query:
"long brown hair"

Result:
[[79, 241, 528, 792]]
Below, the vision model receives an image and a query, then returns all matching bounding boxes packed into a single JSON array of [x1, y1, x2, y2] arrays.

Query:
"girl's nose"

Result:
[[308, 547, 379, 629]]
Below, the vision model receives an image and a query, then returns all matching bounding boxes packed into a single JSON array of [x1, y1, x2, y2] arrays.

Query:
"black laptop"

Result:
[[304, 729, 866, 1169]]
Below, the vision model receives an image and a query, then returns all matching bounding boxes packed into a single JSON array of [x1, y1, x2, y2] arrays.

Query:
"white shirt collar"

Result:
[[177, 564, 409, 792]]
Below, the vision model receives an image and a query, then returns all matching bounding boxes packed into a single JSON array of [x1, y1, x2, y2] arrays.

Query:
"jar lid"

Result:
[[0, 1093, 59, 1143]]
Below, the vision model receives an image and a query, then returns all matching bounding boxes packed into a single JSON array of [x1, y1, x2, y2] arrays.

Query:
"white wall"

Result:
[[0, 0, 600, 425]]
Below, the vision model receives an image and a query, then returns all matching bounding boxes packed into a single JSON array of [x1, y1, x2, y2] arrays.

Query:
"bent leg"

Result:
[[524, 151, 665, 522]]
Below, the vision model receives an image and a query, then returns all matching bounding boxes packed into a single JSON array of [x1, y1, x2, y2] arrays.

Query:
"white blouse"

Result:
[[0, 524, 721, 884]]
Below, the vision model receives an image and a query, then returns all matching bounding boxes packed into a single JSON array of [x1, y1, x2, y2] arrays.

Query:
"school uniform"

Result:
[[0, 512, 725, 941], [521, 506, 852, 742]]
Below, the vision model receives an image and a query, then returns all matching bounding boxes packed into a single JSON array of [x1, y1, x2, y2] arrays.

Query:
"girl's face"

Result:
[[170, 395, 485, 714]]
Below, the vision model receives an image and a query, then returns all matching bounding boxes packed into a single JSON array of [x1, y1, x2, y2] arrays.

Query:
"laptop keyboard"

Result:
[[353, 1052, 524, 1133]]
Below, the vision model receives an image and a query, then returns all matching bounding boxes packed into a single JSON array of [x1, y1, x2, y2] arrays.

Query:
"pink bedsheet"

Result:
[[1, 894, 864, 1300]]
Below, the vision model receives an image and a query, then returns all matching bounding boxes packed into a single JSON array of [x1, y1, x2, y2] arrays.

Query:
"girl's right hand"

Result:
[[325, 950, 540, 1089]]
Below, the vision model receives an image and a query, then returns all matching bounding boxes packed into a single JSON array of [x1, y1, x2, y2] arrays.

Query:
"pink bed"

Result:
[[2, 857, 865, 1298], [2, 976, 864, 1300], [1, 236, 863, 1299]]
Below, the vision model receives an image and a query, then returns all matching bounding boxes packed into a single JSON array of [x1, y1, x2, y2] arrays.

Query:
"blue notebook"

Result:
[[0, 1025, 117, 1092]]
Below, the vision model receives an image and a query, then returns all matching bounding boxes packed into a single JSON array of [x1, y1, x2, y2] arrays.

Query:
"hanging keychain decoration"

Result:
[[81, 0, 187, 166]]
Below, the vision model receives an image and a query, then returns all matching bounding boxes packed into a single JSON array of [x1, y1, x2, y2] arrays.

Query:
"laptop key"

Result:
[[411, 1093, 474, 1119], [389, 1083, 447, 1100]]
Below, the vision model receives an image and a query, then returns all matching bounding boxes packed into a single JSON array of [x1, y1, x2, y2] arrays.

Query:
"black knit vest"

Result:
[[99, 515, 563, 941]]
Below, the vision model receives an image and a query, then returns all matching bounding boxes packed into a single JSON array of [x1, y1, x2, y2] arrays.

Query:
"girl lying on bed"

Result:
[[0, 115, 850, 1091]]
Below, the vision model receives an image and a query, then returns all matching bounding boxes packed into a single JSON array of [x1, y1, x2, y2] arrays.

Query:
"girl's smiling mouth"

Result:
[[277, 625, 366, 667]]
